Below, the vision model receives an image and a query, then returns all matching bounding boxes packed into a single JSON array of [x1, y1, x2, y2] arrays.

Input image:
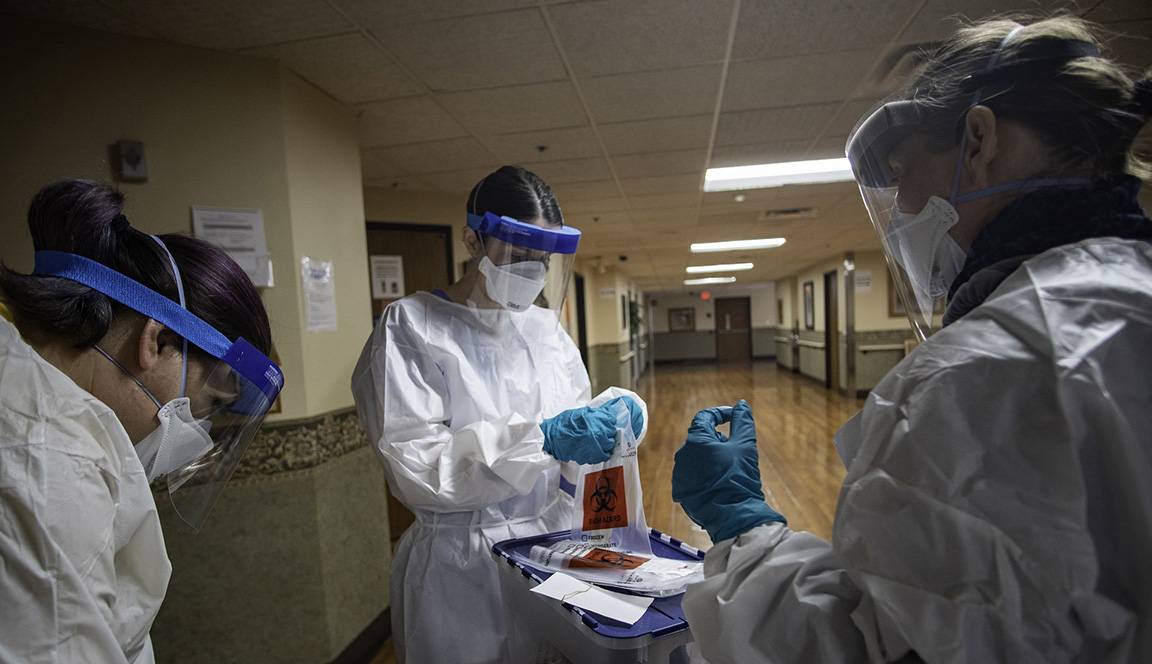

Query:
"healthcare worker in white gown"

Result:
[[0, 179, 284, 663], [672, 17, 1152, 663], [353, 166, 647, 663]]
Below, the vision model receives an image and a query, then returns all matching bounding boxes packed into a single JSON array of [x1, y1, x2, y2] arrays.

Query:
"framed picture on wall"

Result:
[[887, 271, 945, 317], [777, 299, 784, 325], [803, 281, 815, 330], [668, 307, 696, 332]]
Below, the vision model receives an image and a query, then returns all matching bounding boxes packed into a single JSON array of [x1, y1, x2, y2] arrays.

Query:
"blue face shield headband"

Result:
[[466, 211, 581, 255], [33, 245, 284, 528]]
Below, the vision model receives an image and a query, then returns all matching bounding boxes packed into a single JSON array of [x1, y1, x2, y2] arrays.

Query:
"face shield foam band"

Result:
[[32, 250, 284, 404], [466, 211, 581, 254]]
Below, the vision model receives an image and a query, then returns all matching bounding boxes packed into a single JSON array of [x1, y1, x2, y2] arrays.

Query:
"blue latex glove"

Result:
[[542, 397, 644, 464], [672, 400, 785, 542]]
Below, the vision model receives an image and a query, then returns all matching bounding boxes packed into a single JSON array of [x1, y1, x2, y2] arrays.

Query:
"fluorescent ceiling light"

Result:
[[704, 157, 854, 192], [691, 238, 786, 253], [686, 262, 754, 274], [684, 277, 737, 286]]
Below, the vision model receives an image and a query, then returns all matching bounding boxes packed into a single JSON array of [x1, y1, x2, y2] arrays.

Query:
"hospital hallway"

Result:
[[635, 360, 864, 550]]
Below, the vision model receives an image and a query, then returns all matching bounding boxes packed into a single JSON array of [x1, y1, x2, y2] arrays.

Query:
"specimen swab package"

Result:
[[525, 539, 704, 597], [571, 399, 651, 555]]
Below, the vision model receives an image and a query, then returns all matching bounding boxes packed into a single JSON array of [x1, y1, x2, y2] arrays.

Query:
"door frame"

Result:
[[714, 296, 753, 362], [823, 270, 840, 390], [574, 273, 589, 367], [365, 221, 456, 285]]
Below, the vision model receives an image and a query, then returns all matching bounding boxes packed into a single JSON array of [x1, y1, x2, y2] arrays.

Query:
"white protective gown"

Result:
[[352, 291, 647, 664], [0, 315, 171, 663], [684, 238, 1152, 663]]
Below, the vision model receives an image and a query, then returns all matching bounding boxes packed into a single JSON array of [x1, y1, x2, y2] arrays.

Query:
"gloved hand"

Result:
[[672, 400, 785, 542], [600, 396, 645, 439], [542, 396, 644, 464]]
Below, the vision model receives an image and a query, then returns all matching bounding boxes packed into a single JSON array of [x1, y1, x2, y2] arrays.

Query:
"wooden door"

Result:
[[824, 270, 840, 390], [364, 222, 455, 551], [715, 297, 752, 362]]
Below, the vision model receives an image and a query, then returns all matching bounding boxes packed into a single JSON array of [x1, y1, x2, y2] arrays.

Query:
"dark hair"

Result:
[[903, 15, 1152, 178], [466, 165, 563, 227], [0, 179, 272, 355]]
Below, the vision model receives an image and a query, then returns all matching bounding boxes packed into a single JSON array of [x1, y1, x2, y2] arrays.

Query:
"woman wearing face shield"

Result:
[[352, 165, 647, 663], [671, 16, 1152, 663], [0, 180, 283, 662]]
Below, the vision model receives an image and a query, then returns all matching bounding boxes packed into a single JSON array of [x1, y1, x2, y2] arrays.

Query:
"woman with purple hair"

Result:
[[0, 179, 284, 663]]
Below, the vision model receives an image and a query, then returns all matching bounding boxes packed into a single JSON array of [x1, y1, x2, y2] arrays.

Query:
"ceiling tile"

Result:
[[364, 175, 434, 192], [627, 192, 701, 210], [487, 126, 602, 163], [548, 0, 733, 77], [248, 33, 421, 104], [723, 49, 879, 111], [358, 96, 469, 147], [1107, 20, 1152, 67], [552, 179, 622, 201], [898, 0, 1085, 45], [419, 167, 498, 192], [733, 0, 918, 61], [715, 103, 839, 146], [520, 157, 612, 184], [612, 149, 706, 178], [333, 0, 539, 28], [361, 149, 409, 179], [437, 81, 587, 134], [597, 115, 714, 155], [619, 174, 702, 196], [100, 0, 352, 50], [372, 137, 497, 174], [582, 65, 722, 123], [563, 196, 631, 214], [377, 9, 565, 91], [1085, 0, 1152, 22], [710, 140, 815, 167], [825, 98, 884, 136], [0, 0, 159, 38]]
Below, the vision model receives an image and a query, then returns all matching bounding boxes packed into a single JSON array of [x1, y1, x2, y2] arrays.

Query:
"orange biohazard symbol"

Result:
[[582, 465, 628, 531]]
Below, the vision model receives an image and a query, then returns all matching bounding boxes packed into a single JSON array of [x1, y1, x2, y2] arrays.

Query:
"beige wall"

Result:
[[582, 264, 633, 347], [853, 251, 909, 331], [362, 187, 470, 280], [650, 283, 778, 334], [0, 16, 369, 420], [281, 71, 371, 417]]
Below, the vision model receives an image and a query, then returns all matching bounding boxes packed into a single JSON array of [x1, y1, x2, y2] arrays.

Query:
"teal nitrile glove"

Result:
[[599, 396, 645, 438], [541, 405, 617, 464], [672, 400, 785, 542]]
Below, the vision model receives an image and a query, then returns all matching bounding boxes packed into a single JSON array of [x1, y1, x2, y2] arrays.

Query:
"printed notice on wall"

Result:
[[855, 271, 873, 293], [301, 257, 337, 332], [370, 255, 405, 300], [191, 206, 273, 287]]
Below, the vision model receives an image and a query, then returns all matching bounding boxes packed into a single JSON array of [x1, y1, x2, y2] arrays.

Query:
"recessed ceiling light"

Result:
[[686, 262, 754, 274], [684, 277, 737, 285], [733, 194, 746, 202], [704, 157, 854, 192], [691, 238, 785, 253]]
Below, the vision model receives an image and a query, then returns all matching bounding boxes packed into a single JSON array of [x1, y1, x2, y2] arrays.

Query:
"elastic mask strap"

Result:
[[93, 344, 163, 409], [148, 235, 188, 397], [952, 177, 1093, 205], [948, 24, 1024, 206]]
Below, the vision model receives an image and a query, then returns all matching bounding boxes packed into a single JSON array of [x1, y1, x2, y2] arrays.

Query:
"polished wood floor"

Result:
[[637, 360, 863, 549], [369, 360, 859, 662]]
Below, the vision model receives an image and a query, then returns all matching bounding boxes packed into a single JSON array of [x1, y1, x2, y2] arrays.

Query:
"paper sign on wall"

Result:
[[855, 271, 873, 293], [370, 255, 406, 300], [301, 257, 337, 332], [599, 287, 616, 299], [191, 206, 273, 287]]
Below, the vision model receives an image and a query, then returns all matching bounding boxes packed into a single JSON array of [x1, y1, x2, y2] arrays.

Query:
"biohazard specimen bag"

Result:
[[570, 399, 652, 556]]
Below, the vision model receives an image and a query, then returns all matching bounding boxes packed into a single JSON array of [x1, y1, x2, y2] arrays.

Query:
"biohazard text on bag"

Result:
[[571, 399, 652, 555]]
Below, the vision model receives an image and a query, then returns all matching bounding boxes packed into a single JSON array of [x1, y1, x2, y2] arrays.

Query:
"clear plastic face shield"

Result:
[[845, 28, 1100, 340], [33, 244, 284, 529], [465, 211, 581, 324]]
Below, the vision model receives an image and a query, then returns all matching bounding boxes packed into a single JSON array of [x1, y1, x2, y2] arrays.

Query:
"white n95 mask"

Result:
[[886, 196, 968, 315], [478, 257, 548, 312], [135, 397, 214, 483]]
